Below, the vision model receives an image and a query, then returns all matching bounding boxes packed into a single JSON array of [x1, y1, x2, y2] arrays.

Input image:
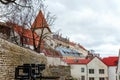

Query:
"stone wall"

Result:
[[49, 65, 71, 80], [0, 38, 51, 80]]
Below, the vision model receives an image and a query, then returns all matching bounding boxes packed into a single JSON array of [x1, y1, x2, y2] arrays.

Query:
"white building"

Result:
[[87, 57, 108, 80], [64, 57, 108, 80], [64, 59, 90, 80], [102, 56, 118, 80]]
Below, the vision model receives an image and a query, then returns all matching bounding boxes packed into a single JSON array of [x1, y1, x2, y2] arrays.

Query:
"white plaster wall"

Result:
[[45, 39, 56, 49], [35, 28, 50, 36], [46, 57, 62, 66], [117, 52, 120, 80], [87, 57, 108, 80], [60, 60, 68, 66], [78, 48, 88, 57], [29, 45, 34, 50], [108, 66, 117, 80], [70, 64, 87, 80], [53, 39, 69, 48]]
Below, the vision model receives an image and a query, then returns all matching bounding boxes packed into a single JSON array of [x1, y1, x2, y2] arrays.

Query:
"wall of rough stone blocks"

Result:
[[0, 38, 50, 80]]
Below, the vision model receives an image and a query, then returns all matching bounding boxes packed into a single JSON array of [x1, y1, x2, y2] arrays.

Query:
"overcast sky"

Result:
[[45, 0, 120, 57]]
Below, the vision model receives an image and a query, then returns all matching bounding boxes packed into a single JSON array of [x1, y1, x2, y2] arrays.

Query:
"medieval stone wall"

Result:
[[0, 38, 51, 80]]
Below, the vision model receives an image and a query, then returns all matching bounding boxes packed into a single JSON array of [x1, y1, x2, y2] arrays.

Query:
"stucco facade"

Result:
[[47, 56, 60, 66], [117, 50, 120, 80], [70, 64, 87, 80], [65, 57, 108, 80], [87, 57, 108, 80], [102, 57, 118, 80], [108, 67, 117, 80]]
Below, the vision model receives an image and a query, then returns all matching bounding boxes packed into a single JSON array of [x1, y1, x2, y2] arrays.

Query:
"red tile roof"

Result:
[[102, 57, 118, 66], [6, 22, 44, 47], [64, 59, 91, 64], [14, 24, 39, 38], [31, 10, 51, 32], [14, 25, 39, 39]]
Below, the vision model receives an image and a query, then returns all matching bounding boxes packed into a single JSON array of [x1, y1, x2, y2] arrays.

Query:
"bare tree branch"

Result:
[[0, 0, 15, 4], [1, 0, 56, 53]]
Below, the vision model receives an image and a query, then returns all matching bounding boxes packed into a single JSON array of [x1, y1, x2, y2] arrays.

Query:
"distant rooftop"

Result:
[[55, 46, 84, 58], [102, 56, 118, 66], [64, 58, 91, 64]]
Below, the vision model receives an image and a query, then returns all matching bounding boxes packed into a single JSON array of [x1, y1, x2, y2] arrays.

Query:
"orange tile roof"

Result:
[[64, 59, 91, 64], [6, 22, 44, 47], [31, 10, 51, 32], [13, 24, 39, 40]]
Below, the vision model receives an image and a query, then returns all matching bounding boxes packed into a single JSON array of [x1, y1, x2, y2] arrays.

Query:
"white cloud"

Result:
[[91, 44, 120, 57], [45, 0, 120, 57]]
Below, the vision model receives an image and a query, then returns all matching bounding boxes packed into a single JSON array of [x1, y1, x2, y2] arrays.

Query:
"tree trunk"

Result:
[[36, 28, 44, 53]]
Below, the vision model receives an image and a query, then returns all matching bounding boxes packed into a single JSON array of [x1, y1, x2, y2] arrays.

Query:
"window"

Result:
[[99, 69, 104, 74], [89, 77, 94, 80], [81, 68, 84, 72], [89, 69, 94, 74], [81, 76, 85, 80], [62, 51, 66, 54], [99, 77, 104, 80], [50, 43, 53, 46]]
